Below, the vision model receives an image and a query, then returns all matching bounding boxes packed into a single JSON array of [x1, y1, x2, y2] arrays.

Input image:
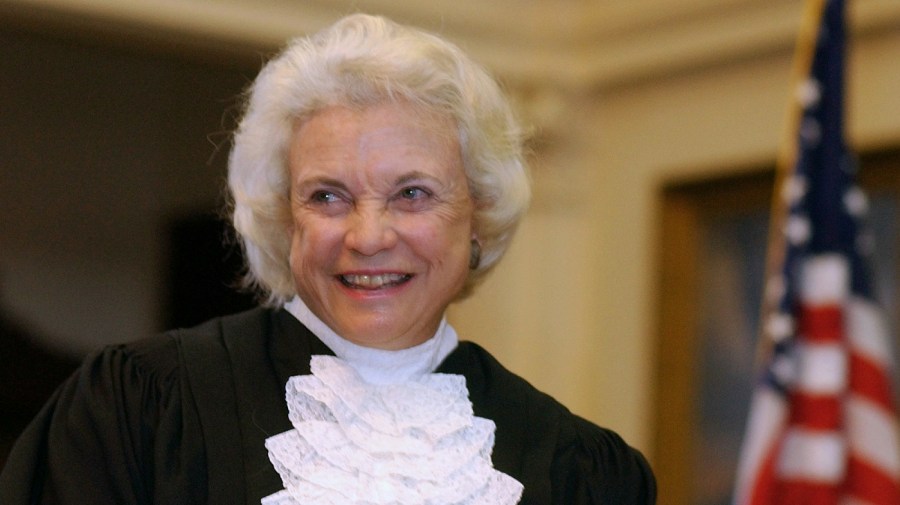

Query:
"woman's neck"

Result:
[[283, 296, 458, 385]]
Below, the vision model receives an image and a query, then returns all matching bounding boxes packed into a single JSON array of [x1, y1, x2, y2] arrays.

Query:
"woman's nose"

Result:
[[344, 206, 398, 256]]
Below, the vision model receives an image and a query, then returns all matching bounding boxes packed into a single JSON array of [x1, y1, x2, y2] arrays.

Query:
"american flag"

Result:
[[732, 1, 900, 504]]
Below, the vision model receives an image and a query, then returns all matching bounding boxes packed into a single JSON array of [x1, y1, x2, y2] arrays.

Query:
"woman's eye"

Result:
[[399, 187, 429, 200], [311, 190, 339, 203]]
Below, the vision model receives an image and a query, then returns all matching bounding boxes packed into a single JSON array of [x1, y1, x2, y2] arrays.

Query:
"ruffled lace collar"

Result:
[[263, 356, 523, 505], [264, 299, 524, 504]]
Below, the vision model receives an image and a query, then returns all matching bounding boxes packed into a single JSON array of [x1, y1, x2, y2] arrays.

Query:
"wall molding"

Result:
[[3, 0, 899, 88]]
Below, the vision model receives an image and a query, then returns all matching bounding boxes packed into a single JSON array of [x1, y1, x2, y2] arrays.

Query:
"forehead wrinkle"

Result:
[[355, 122, 454, 162], [290, 103, 466, 193]]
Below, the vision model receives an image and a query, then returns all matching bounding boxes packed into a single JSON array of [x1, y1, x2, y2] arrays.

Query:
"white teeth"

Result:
[[342, 273, 408, 288]]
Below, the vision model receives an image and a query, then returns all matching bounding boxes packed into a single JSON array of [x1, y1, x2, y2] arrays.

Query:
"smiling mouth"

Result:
[[339, 273, 412, 289]]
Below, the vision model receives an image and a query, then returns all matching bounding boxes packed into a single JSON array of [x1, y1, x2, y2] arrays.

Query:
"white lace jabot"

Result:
[[263, 298, 524, 504]]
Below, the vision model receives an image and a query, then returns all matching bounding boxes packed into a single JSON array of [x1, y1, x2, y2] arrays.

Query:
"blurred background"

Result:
[[2, 1, 900, 503]]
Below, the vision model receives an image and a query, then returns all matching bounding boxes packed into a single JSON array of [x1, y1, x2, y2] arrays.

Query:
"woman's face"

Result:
[[287, 102, 475, 350]]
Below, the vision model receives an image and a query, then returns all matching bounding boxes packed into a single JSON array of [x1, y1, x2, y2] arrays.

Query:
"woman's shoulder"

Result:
[[68, 306, 277, 398], [553, 414, 657, 504], [442, 341, 657, 504]]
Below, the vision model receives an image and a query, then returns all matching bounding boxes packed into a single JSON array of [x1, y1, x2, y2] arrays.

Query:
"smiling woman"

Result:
[[286, 103, 474, 351], [0, 13, 655, 505]]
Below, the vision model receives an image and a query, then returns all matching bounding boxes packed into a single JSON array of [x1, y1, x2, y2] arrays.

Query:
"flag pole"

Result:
[[756, 0, 828, 366]]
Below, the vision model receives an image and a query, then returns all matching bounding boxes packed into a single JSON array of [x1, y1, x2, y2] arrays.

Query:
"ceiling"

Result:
[[3, 0, 899, 90]]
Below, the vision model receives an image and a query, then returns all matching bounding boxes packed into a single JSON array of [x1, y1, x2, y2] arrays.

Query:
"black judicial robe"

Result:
[[0, 308, 656, 504]]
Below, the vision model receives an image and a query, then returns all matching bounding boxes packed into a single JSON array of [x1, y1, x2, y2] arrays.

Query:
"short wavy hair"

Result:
[[228, 13, 531, 305]]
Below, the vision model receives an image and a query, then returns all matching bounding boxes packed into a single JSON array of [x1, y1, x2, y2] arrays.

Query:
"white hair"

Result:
[[228, 13, 531, 305]]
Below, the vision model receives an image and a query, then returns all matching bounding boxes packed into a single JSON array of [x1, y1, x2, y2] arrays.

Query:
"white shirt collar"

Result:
[[283, 296, 459, 385]]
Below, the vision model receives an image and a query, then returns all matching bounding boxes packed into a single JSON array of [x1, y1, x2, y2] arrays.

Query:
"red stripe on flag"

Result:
[[849, 352, 895, 410], [845, 455, 900, 505], [788, 393, 842, 430], [772, 479, 840, 505], [797, 305, 843, 343], [747, 440, 781, 505]]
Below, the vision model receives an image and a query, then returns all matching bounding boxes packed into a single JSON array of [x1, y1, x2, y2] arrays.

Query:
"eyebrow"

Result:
[[293, 176, 348, 192], [293, 170, 441, 193], [394, 171, 438, 186]]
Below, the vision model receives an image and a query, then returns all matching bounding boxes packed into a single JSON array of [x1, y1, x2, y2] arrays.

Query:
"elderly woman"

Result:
[[0, 14, 655, 505]]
